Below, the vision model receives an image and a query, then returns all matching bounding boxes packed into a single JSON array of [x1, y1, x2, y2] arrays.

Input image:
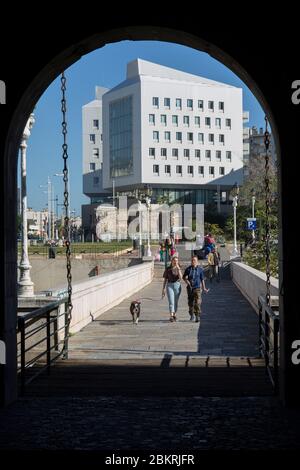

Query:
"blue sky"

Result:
[[22, 40, 265, 216]]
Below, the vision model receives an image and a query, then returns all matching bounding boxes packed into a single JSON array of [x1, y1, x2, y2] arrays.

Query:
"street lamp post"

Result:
[[231, 183, 239, 257], [138, 199, 143, 257], [18, 113, 35, 297], [54, 170, 71, 239], [145, 196, 152, 257], [251, 190, 256, 242]]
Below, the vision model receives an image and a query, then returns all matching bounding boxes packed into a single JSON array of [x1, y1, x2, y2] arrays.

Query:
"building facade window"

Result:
[[209, 166, 215, 176], [216, 150, 221, 161], [149, 114, 155, 125], [92, 148, 99, 158], [176, 98, 182, 109], [187, 132, 193, 143], [161, 148, 167, 157], [89, 134, 96, 143], [172, 148, 179, 158], [215, 117, 221, 128], [89, 162, 96, 171], [195, 149, 201, 159], [205, 117, 211, 127], [176, 165, 182, 175], [153, 131, 159, 142], [226, 118, 231, 128], [198, 132, 204, 144], [165, 165, 171, 175], [109, 95, 133, 178], [161, 114, 167, 126], [187, 99, 193, 110], [149, 147, 155, 157], [219, 101, 225, 112], [198, 100, 204, 110], [205, 150, 211, 161], [172, 115, 178, 126], [176, 132, 182, 142], [219, 134, 225, 144], [195, 116, 200, 127], [183, 115, 189, 126], [164, 97, 170, 109], [209, 133, 214, 144], [226, 151, 232, 161], [153, 97, 159, 108], [153, 164, 159, 174], [164, 131, 171, 142], [93, 176, 99, 186], [198, 166, 204, 176], [184, 149, 190, 158], [187, 165, 194, 175], [208, 101, 214, 111], [93, 119, 99, 129], [219, 166, 225, 175]]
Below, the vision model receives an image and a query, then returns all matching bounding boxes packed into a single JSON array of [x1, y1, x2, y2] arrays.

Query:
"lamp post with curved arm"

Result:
[[18, 113, 35, 297], [231, 183, 239, 257]]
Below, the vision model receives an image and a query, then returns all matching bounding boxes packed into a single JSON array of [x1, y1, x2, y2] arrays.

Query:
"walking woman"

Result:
[[162, 255, 183, 322]]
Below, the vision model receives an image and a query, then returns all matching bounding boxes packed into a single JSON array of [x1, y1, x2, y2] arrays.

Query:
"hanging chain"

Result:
[[264, 115, 271, 305], [61, 72, 73, 350]]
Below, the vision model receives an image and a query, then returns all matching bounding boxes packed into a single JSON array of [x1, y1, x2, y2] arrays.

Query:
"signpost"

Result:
[[246, 218, 257, 230]]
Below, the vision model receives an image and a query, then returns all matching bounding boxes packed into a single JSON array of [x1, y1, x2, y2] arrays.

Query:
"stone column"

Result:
[[18, 114, 35, 297]]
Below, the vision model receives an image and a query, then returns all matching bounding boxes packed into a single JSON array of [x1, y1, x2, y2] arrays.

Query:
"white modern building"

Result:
[[243, 111, 251, 178], [82, 86, 110, 203], [82, 86, 112, 238], [102, 59, 244, 208]]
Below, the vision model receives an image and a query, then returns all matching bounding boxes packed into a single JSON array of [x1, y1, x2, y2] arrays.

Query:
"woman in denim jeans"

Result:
[[162, 256, 183, 322]]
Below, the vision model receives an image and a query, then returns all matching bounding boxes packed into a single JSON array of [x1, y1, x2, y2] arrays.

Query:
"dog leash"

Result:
[[132, 297, 162, 302]]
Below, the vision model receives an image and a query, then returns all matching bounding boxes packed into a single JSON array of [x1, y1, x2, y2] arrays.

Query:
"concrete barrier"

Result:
[[53, 261, 153, 334], [231, 261, 279, 313], [17, 257, 141, 293]]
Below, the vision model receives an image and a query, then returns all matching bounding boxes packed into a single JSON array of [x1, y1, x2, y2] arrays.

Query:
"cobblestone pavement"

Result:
[[0, 396, 300, 451]]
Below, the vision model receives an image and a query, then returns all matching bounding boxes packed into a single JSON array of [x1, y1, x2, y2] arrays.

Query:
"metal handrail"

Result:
[[17, 298, 68, 395], [258, 295, 280, 392]]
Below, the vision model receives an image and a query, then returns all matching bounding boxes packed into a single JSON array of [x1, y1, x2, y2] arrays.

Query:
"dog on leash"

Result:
[[130, 300, 141, 324]]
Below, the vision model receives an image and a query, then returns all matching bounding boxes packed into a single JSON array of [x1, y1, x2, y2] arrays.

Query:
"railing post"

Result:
[[258, 298, 263, 357], [63, 301, 69, 359], [54, 308, 59, 351], [20, 319, 26, 396], [265, 306, 270, 369], [273, 316, 279, 393], [46, 311, 51, 374]]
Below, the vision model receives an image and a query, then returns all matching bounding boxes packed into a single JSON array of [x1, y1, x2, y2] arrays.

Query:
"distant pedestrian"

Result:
[[207, 248, 220, 282], [162, 255, 183, 322], [183, 255, 209, 322]]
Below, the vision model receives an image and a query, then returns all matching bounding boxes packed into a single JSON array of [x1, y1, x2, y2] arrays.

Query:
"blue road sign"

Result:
[[246, 218, 257, 230]]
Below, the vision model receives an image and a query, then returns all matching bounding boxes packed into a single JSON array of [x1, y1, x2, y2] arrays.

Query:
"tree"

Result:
[[230, 154, 279, 277]]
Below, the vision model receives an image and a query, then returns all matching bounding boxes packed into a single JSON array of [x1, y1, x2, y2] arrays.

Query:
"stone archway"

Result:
[[2, 26, 284, 406]]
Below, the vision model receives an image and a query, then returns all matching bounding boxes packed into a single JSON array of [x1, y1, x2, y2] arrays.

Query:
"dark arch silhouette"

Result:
[[1, 23, 297, 407]]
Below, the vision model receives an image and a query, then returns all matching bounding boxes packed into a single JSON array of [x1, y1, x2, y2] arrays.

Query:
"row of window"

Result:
[[89, 134, 102, 144], [152, 97, 225, 112], [89, 162, 103, 171], [149, 114, 231, 128], [151, 131, 226, 144], [152, 164, 225, 177], [149, 148, 232, 161]]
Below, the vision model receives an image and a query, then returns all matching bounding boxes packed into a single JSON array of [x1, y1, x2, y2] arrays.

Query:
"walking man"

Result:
[[207, 248, 220, 283], [183, 255, 209, 322]]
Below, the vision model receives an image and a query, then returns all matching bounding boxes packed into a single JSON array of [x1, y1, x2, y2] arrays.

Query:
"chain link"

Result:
[[61, 72, 73, 354], [264, 115, 271, 305]]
